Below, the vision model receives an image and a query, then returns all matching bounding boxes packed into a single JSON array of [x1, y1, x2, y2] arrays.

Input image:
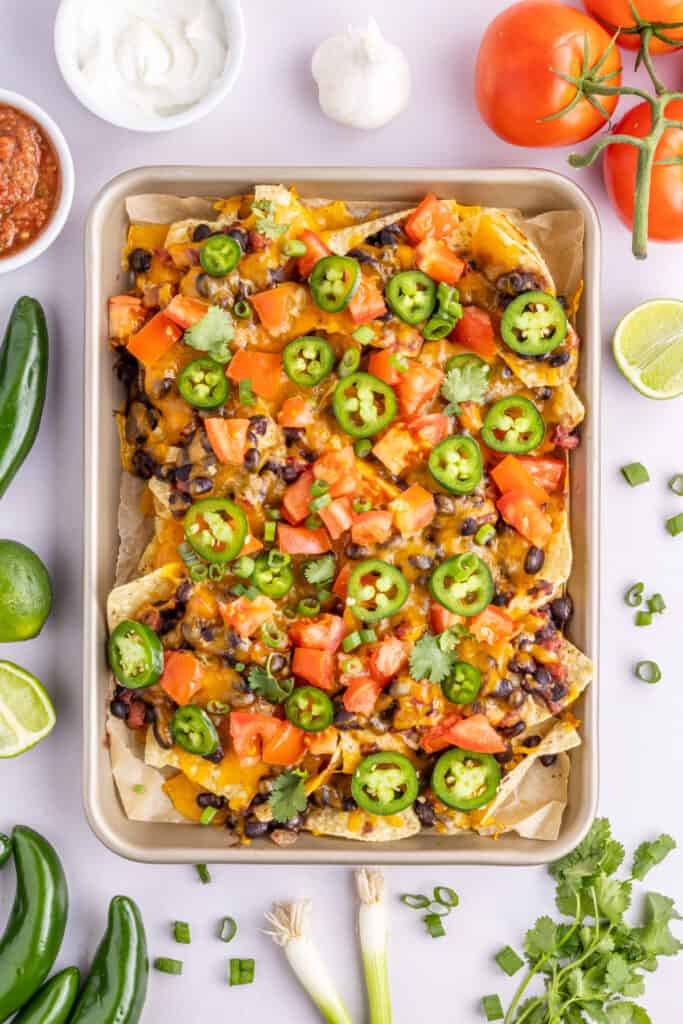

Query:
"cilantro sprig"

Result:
[[184, 305, 234, 363], [247, 665, 294, 704], [440, 356, 490, 415], [486, 819, 681, 1023], [268, 769, 308, 823], [303, 555, 336, 586], [408, 626, 471, 684]]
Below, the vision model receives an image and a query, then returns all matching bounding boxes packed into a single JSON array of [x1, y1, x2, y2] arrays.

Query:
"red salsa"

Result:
[[0, 104, 60, 259]]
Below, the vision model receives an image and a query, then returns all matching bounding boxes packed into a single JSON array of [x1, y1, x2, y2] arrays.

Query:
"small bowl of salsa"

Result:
[[0, 89, 74, 273]]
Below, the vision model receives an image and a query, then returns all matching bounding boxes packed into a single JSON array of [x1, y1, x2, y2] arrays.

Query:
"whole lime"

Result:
[[0, 539, 52, 642]]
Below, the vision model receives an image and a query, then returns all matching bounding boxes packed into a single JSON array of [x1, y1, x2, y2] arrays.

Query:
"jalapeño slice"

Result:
[[200, 234, 242, 277], [441, 661, 482, 705], [333, 372, 397, 438], [431, 747, 501, 811], [283, 336, 334, 387], [285, 685, 334, 733], [385, 271, 437, 325], [252, 552, 294, 599], [178, 357, 229, 409], [501, 291, 567, 356], [351, 751, 419, 815], [184, 498, 248, 563], [347, 559, 410, 622], [171, 705, 220, 757], [428, 435, 482, 494], [430, 553, 494, 617], [310, 255, 360, 312], [481, 397, 545, 454], [108, 619, 164, 689]]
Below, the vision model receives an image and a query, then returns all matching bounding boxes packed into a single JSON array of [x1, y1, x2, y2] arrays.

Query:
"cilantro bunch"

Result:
[[484, 819, 681, 1023]]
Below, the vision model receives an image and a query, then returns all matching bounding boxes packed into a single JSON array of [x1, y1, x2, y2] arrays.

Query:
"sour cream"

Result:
[[66, 0, 230, 123]]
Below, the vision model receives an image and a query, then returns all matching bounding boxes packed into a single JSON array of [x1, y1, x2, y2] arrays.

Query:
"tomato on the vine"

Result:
[[476, 1, 622, 147], [584, 1, 683, 52]]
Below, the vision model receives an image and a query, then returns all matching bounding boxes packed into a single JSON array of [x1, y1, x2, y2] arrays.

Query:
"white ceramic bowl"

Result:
[[0, 89, 74, 275], [54, 0, 246, 133]]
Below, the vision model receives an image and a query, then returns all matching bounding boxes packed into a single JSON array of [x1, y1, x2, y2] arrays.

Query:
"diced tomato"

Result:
[[332, 563, 352, 599], [282, 469, 314, 524], [404, 194, 458, 244], [230, 712, 304, 767], [369, 636, 407, 682], [371, 425, 416, 476], [407, 413, 450, 448], [277, 396, 314, 428], [292, 648, 336, 691], [351, 510, 393, 545], [517, 456, 566, 493], [320, 497, 354, 540], [108, 295, 146, 339], [159, 651, 201, 706], [470, 605, 515, 645], [390, 483, 436, 535], [226, 349, 283, 401], [450, 714, 506, 754], [218, 595, 275, 638], [313, 447, 358, 498], [240, 534, 263, 556], [297, 230, 330, 278], [430, 602, 460, 634], [414, 237, 466, 285], [451, 306, 497, 361], [305, 726, 339, 756], [164, 294, 210, 329], [348, 277, 387, 324], [289, 614, 346, 652], [127, 312, 182, 367], [367, 347, 401, 386], [491, 455, 549, 506], [396, 364, 443, 417], [421, 712, 463, 753], [497, 491, 553, 548], [277, 524, 332, 554], [250, 283, 303, 335], [343, 676, 386, 716], [263, 721, 306, 766], [205, 418, 249, 466]]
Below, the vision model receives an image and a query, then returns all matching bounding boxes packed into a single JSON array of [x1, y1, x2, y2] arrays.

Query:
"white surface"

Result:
[[1, 1, 681, 1020]]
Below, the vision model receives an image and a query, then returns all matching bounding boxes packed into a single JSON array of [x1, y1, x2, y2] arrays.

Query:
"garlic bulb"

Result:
[[311, 18, 411, 131]]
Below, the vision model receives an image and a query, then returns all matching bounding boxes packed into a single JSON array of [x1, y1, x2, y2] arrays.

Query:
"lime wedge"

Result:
[[0, 661, 56, 758], [613, 299, 683, 399]]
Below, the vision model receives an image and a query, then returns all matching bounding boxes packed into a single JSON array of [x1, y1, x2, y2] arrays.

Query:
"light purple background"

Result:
[[1, 1, 682, 1020]]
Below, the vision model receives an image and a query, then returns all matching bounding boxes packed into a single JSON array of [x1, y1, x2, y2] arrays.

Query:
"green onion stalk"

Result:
[[264, 900, 352, 1024], [356, 868, 391, 1024]]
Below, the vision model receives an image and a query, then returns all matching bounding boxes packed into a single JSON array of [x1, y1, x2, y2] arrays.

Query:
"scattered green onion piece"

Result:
[[424, 913, 446, 938], [268, 549, 291, 567], [625, 582, 644, 607], [356, 869, 392, 1024], [229, 958, 255, 986], [260, 622, 285, 648], [343, 631, 362, 653], [311, 479, 330, 497], [359, 629, 377, 644], [190, 563, 209, 582], [339, 348, 362, 377], [305, 514, 323, 529], [342, 656, 364, 675], [174, 921, 191, 945], [297, 598, 320, 617], [309, 493, 332, 512], [354, 439, 372, 458], [234, 662, 246, 672], [317, 588, 332, 603], [230, 583, 246, 597], [621, 462, 649, 487], [239, 378, 256, 407], [400, 893, 430, 910], [647, 592, 666, 614], [207, 700, 230, 715], [264, 522, 277, 543], [208, 563, 225, 581], [495, 945, 524, 976], [351, 326, 374, 344], [389, 353, 408, 373], [283, 605, 297, 619], [133, 784, 145, 794], [353, 498, 372, 513], [232, 555, 255, 579], [266, 507, 282, 521], [233, 299, 251, 319], [666, 512, 683, 536], [433, 885, 459, 909], [219, 916, 238, 943], [154, 958, 183, 975], [244, 585, 259, 601], [196, 863, 211, 884], [635, 611, 652, 626], [283, 239, 307, 258], [474, 523, 496, 546], [635, 660, 662, 684], [482, 995, 504, 1021], [425, 902, 451, 917], [668, 473, 683, 496], [200, 806, 217, 826]]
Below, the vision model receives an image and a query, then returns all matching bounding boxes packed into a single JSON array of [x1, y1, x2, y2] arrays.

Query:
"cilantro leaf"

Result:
[[255, 218, 289, 239], [604, 954, 631, 994], [247, 666, 294, 704], [512, 998, 546, 1024], [633, 892, 683, 957], [268, 769, 308, 823], [184, 305, 234, 363], [251, 198, 275, 217], [551, 817, 625, 885], [303, 555, 336, 586], [524, 916, 559, 961], [605, 1003, 652, 1024], [440, 357, 490, 415], [409, 632, 457, 684], [595, 876, 632, 925], [631, 835, 676, 881]]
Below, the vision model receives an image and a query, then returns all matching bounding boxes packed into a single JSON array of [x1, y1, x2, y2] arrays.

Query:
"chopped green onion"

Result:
[[354, 439, 372, 458], [305, 514, 323, 529], [424, 913, 446, 938], [482, 994, 504, 1021], [353, 498, 372, 513], [317, 588, 332, 603], [260, 622, 285, 648], [200, 806, 217, 826], [219, 916, 238, 943], [208, 563, 225, 581], [268, 549, 291, 567], [495, 945, 524, 976], [233, 299, 251, 319], [132, 784, 145, 794], [621, 462, 649, 487], [230, 583, 246, 597], [475, 524, 496, 546], [190, 563, 209, 582], [668, 473, 683, 496], [433, 885, 459, 908], [343, 631, 362, 653], [342, 656, 364, 675], [154, 958, 183, 975], [207, 700, 230, 715], [339, 348, 362, 377], [178, 540, 202, 567], [635, 660, 662, 684], [309, 493, 332, 512], [239, 378, 256, 406], [389, 353, 408, 373], [196, 863, 211, 884], [263, 521, 277, 543], [666, 512, 683, 536], [297, 598, 320, 617], [425, 901, 451, 917], [359, 629, 377, 644], [356, 869, 392, 1024], [647, 592, 666, 614], [244, 585, 259, 601], [311, 479, 330, 497], [234, 662, 246, 672], [229, 958, 255, 986], [283, 605, 297, 619], [352, 326, 374, 344], [625, 582, 644, 607], [400, 893, 430, 910], [232, 555, 255, 579], [266, 507, 282, 521], [635, 611, 652, 626], [283, 239, 307, 258], [174, 921, 191, 945]]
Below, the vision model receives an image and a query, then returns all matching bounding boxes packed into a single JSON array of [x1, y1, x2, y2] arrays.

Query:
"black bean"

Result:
[[550, 595, 573, 626], [540, 754, 557, 767], [345, 542, 369, 560], [495, 745, 514, 764], [460, 517, 478, 536], [267, 653, 287, 673], [492, 591, 512, 607], [176, 581, 193, 604], [110, 699, 129, 720], [197, 792, 225, 809], [129, 248, 152, 273], [283, 427, 302, 446], [493, 677, 513, 699], [409, 554, 434, 571], [131, 449, 156, 480], [509, 657, 535, 675], [114, 685, 128, 699], [203, 746, 224, 764], [175, 464, 193, 483], [508, 690, 526, 709], [301, 449, 317, 463], [535, 386, 552, 401], [525, 734, 541, 748], [550, 681, 568, 701], [501, 365, 513, 379], [169, 490, 192, 518], [549, 349, 570, 367], [196, 272, 211, 298], [284, 813, 305, 830], [435, 494, 456, 514], [261, 459, 282, 476], [282, 464, 302, 484], [192, 223, 212, 242], [188, 476, 213, 497], [333, 709, 359, 729], [268, 267, 287, 286], [535, 622, 556, 642], [244, 818, 269, 839], [524, 546, 545, 575], [414, 799, 436, 828], [496, 270, 543, 296], [366, 224, 401, 247], [534, 666, 552, 687], [153, 720, 174, 750], [249, 415, 269, 436], [499, 720, 525, 738], [331, 597, 345, 616], [144, 704, 156, 725], [225, 226, 249, 252], [342, 796, 357, 812], [346, 247, 380, 269], [244, 448, 260, 471], [199, 626, 214, 643]]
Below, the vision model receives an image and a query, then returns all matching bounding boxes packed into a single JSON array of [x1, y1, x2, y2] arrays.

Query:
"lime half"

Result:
[[613, 299, 683, 399], [0, 661, 56, 758]]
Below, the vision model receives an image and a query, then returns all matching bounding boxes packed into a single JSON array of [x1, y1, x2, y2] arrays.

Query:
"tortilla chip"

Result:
[[549, 382, 585, 430], [339, 730, 419, 774], [126, 194, 218, 226], [107, 717, 184, 823], [115, 474, 154, 585], [451, 208, 555, 294], [305, 806, 421, 842], [326, 208, 415, 255], [499, 344, 579, 391], [107, 567, 180, 630]]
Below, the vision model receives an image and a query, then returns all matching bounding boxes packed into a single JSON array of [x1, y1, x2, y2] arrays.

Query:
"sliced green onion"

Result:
[[400, 893, 430, 910], [190, 563, 209, 582], [495, 945, 524, 976], [352, 326, 374, 344], [239, 378, 256, 407], [353, 498, 372, 513], [342, 656, 364, 675], [666, 512, 683, 536], [621, 462, 649, 487], [475, 524, 496, 546], [234, 662, 246, 672], [356, 869, 391, 1024], [283, 239, 307, 258], [233, 299, 252, 319], [266, 507, 282, 521], [354, 439, 372, 458], [230, 583, 246, 597], [174, 921, 191, 944], [311, 479, 330, 497], [229, 958, 255, 986], [244, 585, 259, 601], [263, 521, 277, 543], [219, 916, 238, 942], [265, 901, 352, 1024], [423, 913, 446, 938], [625, 582, 644, 607], [260, 622, 285, 648], [433, 885, 458, 909], [309, 493, 332, 512], [317, 588, 332, 603], [200, 806, 217, 826], [268, 549, 291, 567], [305, 514, 323, 529], [635, 611, 652, 626], [668, 473, 683, 496], [635, 660, 662, 684], [207, 700, 230, 715], [133, 784, 145, 794], [482, 994, 504, 1021], [389, 353, 408, 373], [339, 348, 362, 377], [425, 901, 451, 917], [647, 592, 666, 614], [178, 540, 202, 567], [196, 863, 211, 884], [297, 598, 320, 617], [342, 631, 362, 653], [232, 555, 255, 579], [359, 629, 377, 644], [154, 958, 183, 975], [208, 563, 224, 581]]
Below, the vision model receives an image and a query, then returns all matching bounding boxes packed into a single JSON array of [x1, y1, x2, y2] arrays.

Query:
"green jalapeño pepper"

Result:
[[178, 357, 229, 409], [310, 255, 360, 312], [430, 553, 494, 617], [184, 498, 248, 563], [333, 372, 397, 438], [283, 336, 334, 387], [481, 397, 545, 454], [200, 234, 241, 277], [13, 967, 80, 1024], [441, 661, 482, 704], [385, 270, 437, 325], [252, 551, 294, 599], [171, 705, 220, 757], [431, 748, 501, 811], [423, 282, 464, 340], [108, 620, 163, 690], [352, 752, 419, 815], [347, 559, 410, 622], [500, 290, 567, 356], [285, 685, 334, 732], [428, 435, 482, 494]]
